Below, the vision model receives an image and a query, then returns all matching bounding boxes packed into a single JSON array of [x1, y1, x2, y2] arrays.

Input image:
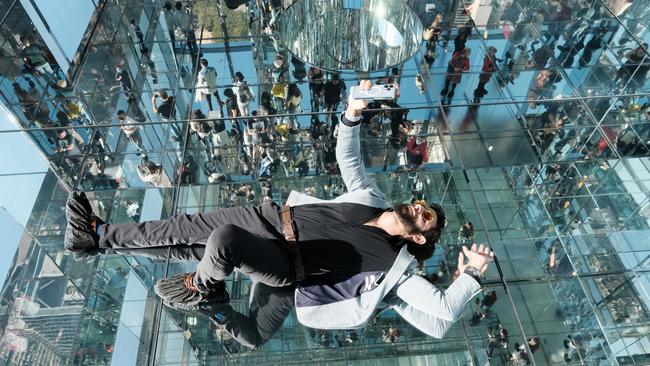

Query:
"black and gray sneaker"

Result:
[[155, 272, 230, 315], [64, 190, 101, 260]]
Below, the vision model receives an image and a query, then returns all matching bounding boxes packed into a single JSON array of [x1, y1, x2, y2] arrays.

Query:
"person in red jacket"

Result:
[[405, 135, 429, 168], [441, 48, 471, 101], [473, 47, 499, 103]]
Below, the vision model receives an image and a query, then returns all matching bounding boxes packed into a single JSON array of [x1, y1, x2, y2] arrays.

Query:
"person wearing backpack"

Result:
[[441, 48, 471, 101], [63, 81, 493, 342]]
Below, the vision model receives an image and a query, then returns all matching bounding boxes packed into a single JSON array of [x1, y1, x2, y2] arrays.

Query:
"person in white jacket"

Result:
[[63, 80, 494, 346], [195, 58, 223, 112]]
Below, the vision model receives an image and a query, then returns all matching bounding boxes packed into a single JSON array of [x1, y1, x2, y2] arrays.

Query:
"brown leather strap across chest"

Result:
[[279, 205, 305, 281], [280, 205, 297, 242]]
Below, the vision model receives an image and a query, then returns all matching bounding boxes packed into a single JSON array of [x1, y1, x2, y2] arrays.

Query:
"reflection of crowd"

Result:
[[7, 0, 648, 190], [417, 0, 650, 166]]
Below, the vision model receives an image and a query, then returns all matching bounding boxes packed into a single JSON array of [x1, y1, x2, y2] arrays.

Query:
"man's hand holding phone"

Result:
[[345, 80, 372, 118]]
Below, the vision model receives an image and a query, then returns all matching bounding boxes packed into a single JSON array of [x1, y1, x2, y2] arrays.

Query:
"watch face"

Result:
[[465, 266, 482, 277]]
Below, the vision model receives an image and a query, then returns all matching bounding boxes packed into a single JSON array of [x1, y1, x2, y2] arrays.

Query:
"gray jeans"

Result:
[[109, 246, 295, 349], [98, 203, 296, 290]]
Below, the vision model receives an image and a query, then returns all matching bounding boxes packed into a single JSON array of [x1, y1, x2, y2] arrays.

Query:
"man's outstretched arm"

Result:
[[336, 80, 382, 194], [391, 244, 494, 338]]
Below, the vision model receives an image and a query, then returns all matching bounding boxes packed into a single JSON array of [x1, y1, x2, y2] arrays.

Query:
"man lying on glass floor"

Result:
[[64, 80, 494, 347]]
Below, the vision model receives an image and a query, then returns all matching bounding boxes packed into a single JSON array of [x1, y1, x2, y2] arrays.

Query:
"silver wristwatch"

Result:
[[464, 266, 483, 284]]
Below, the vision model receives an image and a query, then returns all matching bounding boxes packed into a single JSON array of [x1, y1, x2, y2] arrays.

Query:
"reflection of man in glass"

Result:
[[64, 81, 493, 347]]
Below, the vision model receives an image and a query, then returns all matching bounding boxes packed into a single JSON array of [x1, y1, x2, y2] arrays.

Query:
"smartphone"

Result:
[[350, 84, 397, 100]]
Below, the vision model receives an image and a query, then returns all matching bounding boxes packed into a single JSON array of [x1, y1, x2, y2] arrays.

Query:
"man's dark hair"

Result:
[[175, 1, 183, 10], [192, 109, 205, 119], [116, 109, 126, 116], [405, 203, 446, 261], [200, 58, 208, 67]]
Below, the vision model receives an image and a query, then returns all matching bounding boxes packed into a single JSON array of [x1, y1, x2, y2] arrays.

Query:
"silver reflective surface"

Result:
[[278, 0, 423, 71]]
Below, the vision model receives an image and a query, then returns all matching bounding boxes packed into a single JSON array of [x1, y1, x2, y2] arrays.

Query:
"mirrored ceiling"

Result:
[[278, 0, 423, 71]]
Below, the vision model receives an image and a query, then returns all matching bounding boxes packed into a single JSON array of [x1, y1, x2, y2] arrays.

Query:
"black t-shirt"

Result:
[[56, 133, 73, 151], [213, 119, 226, 133], [323, 80, 345, 105], [226, 97, 238, 113], [291, 203, 401, 279], [308, 69, 324, 92], [157, 96, 176, 119]]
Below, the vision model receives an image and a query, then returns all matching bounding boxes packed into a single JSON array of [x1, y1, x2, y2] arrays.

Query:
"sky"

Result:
[[0, 104, 48, 285]]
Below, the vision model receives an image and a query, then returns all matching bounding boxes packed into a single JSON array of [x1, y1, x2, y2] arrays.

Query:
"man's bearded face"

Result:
[[394, 203, 419, 235]]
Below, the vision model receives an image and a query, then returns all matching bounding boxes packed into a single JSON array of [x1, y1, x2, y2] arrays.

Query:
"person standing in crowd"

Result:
[[211, 111, 231, 153], [512, 336, 541, 365], [115, 65, 136, 102], [307, 66, 325, 111], [54, 127, 84, 178], [151, 90, 176, 121], [63, 80, 494, 344], [422, 14, 441, 67], [129, 18, 145, 48], [527, 69, 552, 108], [473, 46, 499, 103], [545, 0, 572, 44], [151, 90, 180, 140], [161, 2, 176, 45], [22, 33, 56, 79], [271, 54, 287, 82], [405, 135, 428, 169], [13, 79, 51, 128], [423, 14, 443, 45], [139, 46, 158, 84], [117, 109, 145, 154], [195, 58, 223, 113], [458, 222, 475, 243], [510, 9, 544, 49], [480, 289, 497, 314], [285, 83, 302, 127], [616, 43, 649, 92], [291, 55, 307, 81], [530, 40, 554, 69], [223, 88, 239, 119], [578, 28, 606, 68], [441, 48, 471, 101], [322, 73, 347, 127], [173, 1, 197, 54], [233, 71, 254, 117], [258, 91, 277, 120], [454, 19, 473, 53], [556, 29, 587, 68], [137, 156, 164, 187], [188, 109, 214, 155], [422, 13, 442, 67], [56, 111, 85, 151], [415, 74, 425, 94], [487, 327, 509, 360], [501, 45, 530, 86]]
